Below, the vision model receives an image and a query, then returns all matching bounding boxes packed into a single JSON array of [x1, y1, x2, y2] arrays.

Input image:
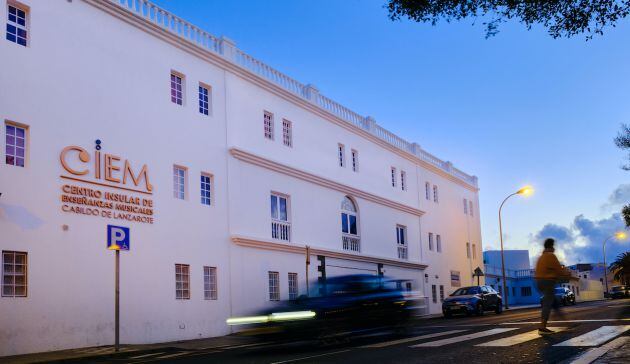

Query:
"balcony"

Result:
[[271, 220, 290, 242], [342, 234, 360, 252]]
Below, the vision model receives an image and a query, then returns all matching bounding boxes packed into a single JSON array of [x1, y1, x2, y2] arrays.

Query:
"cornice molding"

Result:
[[85, 0, 478, 192], [232, 235, 428, 270], [230, 148, 425, 217]]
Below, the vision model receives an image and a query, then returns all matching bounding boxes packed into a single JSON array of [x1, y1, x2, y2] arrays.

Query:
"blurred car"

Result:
[[540, 286, 576, 306], [442, 285, 503, 317], [609, 285, 630, 299], [226, 274, 423, 340]]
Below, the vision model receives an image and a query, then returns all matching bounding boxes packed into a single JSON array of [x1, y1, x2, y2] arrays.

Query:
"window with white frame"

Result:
[[170, 72, 183, 105], [338, 143, 345, 167], [428, 232, 434, 251], [203, 266, 217, 300], [400, 170, 406, 191], [341, 196, 360, 252], [198, 84, 210, 115], [425, 182, 430, 200], [6, 4, 27, 47], [396, 225, 407, 260], [200, 173, 212, 206], [5, 123, 26, 167], [268, 271, 280, 301], [391, 167, 397, 187], [436, 234, 442, 252], [264, 111, 274, 140], [472, 244, 477, 259], [282, 119, 292, 147], [463, 198, 468, 214], [271, 193, 290, 241], [469, 201, 474, 216], [2, 251, 27, 297], [288, 272, 298, 300], [175, 264, 190, 299], [431, 284, 437, 303], [173, 166, 186, 200], [351, 149, 358, 172], [433, 185, 439, 203], [466, 242, 471, 259]]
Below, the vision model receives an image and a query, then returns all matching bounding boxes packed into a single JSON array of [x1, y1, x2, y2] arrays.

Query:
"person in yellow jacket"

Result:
[[535, 238, 571, 334]]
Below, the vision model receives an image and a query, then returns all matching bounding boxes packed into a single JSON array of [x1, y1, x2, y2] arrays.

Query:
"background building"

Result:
[[0, 0, 481, 356]]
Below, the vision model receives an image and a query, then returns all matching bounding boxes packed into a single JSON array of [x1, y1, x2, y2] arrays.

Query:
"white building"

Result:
[[0, 0, 482, 356]]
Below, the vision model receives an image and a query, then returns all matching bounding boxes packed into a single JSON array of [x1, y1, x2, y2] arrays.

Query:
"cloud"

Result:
[[530, 213, 628, 266], [602, 184, 630, 211]]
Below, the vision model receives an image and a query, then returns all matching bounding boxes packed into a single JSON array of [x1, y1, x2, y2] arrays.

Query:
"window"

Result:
[[466, 242, 471, 258], [512, 287, 517, 297], [436, 235, 442, 253], [198, 84, 210, 115], [425, 182, 430, 200], [431, 284, 437, 303], [469, 201, 474, 217], [472, 244, 477, 260], [264, 111, 274, 140], [6, 4, 27, 46], [268, 271, 280, 301], [200, 173, 212, 206], [428, 232, 434, 251], [282, 119, 292, 147], [288, 272, 298, 300], [170, 73, 183, 105], [396, 225, 407, 260], [2, 251, 27, 297], [405, 282, 412, 292], [433, 185, 439, 203], [439, 285, 445, 301], [351, 149, 358, 172], [341, 196, 359, 251], [338, 144, 345, 167], [175, 264, 190, 299], [463, 198, 468, 214], [5, 123, 26, 167], [203, 266, 217, 300], [271, 193, 290, 241], [400, 171, 406, 191], [391, 167, 397, 187], [173, 166, 186, 200]]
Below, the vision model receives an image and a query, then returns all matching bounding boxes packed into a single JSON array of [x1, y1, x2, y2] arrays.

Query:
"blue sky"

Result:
[[152, 0, 630, 265]]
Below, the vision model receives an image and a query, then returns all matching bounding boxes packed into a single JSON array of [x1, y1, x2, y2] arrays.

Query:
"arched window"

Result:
[[341, 197, 360, 252]]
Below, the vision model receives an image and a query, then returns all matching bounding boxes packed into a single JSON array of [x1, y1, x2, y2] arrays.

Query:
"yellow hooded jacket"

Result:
[[535, 249, 569, 280]]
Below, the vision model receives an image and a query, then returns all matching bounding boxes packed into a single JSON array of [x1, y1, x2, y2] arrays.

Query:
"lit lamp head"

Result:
[[615, 231, 627, 240], [516, 185, 534, 196]]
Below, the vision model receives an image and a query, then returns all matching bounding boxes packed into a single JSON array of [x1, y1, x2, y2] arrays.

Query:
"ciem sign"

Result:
[[59, 140, 155, 224]]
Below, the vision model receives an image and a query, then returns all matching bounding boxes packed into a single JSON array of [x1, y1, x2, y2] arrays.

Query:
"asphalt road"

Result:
[[62, 299, 630, 364]]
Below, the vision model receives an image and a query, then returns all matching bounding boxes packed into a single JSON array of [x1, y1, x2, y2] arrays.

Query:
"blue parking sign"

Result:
[[107, 225, 130, 251]]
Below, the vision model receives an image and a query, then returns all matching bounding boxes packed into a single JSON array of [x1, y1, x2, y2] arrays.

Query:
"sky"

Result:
[[152, 0, 630, 266]]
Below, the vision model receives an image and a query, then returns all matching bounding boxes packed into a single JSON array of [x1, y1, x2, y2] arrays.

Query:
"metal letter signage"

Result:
[[107, 225, 130, 251]]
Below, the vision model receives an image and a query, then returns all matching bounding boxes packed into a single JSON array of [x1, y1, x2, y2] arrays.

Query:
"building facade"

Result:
[[0, 0, 482, 356]]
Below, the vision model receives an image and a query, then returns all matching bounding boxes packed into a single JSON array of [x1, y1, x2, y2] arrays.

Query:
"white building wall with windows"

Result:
[[0, 0, 482, 356]]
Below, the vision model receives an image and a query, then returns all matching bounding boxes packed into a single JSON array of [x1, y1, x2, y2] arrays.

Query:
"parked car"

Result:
[[442, 285, 503, 317], [540, 286, 576, 306], [609, 285, 630, 299]]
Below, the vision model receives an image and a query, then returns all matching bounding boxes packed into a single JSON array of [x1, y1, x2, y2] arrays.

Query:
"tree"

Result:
[[609, 252, 630, 285], [386, 1, 630, 39], [615, 124, 630, 227]]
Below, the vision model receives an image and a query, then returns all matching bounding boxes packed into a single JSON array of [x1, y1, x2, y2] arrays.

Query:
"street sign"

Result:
[[107, 225, 130, 251]]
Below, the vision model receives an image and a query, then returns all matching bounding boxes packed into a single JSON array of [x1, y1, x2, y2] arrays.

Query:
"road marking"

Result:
[[569, 336, 630, 364], [361, 330, 467, 348], [501, 318, 630, 325], [410, 328, 518, 347], [476, 327, 567, 347], [269, 349, 351, 364], [153, 351, 193, 359], [554, 325, 630, 347], [129, 352, 166, 359]]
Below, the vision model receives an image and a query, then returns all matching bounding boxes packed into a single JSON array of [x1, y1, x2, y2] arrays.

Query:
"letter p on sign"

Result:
[[107, 225, 130, 251]]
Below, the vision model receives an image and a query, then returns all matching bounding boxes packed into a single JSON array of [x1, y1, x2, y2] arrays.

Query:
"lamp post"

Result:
[[603, 231, 627, 297], [498, 185, 533, 309]]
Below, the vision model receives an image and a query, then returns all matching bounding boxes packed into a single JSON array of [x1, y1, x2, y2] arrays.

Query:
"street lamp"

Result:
[[498, 185, 533, 309], [603, 231, 627, 297]]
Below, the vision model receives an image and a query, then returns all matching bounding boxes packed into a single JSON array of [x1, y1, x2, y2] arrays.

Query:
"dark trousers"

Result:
[[537, 279, 556, 324]]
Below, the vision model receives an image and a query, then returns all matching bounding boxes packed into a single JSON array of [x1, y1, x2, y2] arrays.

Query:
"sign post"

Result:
[[107, 225, 130, 353]]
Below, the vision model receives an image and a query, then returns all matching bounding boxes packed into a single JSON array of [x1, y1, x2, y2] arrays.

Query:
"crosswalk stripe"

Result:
[[569, 336, 630, 364], [410, 328, 518, 347], [129, 351, 166, 359], [502, 318, 630, 325], [554, 325, 630, 347], [361, 330, 467, 348], [476, 327, 567, 347], [154, 351, 193, 359]]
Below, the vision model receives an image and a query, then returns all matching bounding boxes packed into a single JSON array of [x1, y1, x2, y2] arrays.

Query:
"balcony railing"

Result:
[[271, 220, 291, 242], [342, 234, 360, 252], [397, 245, 408, 260]]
